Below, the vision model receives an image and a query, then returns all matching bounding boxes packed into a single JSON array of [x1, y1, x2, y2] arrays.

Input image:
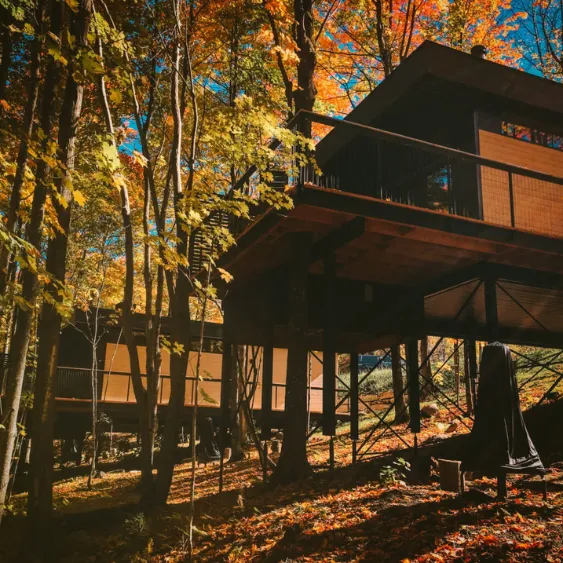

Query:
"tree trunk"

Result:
[[0, 7, 12, 104], [271, 232, 312, 484], [269, 1, 317, 484], [153, 28, 189, 505], [292, 0, 317, 129], [26, 1, 92, 554], [3, 7, 65, 525], [419, 336, 432, 400], [229, 346, 246, 461], [391, 344, 408, 423], [0, 3, 45, 296], [119, 181, 153, 501], [93, 13, 155, 501]]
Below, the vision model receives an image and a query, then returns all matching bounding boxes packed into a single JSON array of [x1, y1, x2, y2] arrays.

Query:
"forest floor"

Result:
[[1, 376, 563, 562]]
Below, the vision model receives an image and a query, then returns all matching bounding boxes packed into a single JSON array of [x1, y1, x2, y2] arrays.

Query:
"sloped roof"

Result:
[[317, 40, 563, 164]]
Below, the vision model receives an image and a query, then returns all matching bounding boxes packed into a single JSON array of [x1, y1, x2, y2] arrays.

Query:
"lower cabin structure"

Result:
[[216, 41, 563, 459], [52, 309, 341, 443]]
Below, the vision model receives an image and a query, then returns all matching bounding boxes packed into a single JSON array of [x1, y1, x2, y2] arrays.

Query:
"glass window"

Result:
[[501, 120, 563, 152]]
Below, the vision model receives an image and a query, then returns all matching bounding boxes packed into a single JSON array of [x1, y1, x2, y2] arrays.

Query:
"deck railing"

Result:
[[54, 366, 347, 414], [229, 110, 563, 240]]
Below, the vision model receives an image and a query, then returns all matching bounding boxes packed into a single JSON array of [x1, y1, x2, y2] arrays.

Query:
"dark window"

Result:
[[501, 121, 563, 152]]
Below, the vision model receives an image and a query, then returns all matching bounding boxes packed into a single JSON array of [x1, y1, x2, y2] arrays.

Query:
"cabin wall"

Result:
[[101, 343, 333, 414], [477, 112, 563, 238], [478, 130, 563, 238]]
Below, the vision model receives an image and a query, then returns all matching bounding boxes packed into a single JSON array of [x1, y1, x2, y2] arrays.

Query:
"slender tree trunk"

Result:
[[87, 309, 100, 490], [0, 4, 45, 296], [271, 232, 312, 484], [92, 15, 155, 501], [187, 257, 213, 561], [454, 339, 460, 405], [143, 174, 159, 466], [0, 7, 12, 104], [154, 19, 190, 504], [419, 336, 432, 400], [229, 346, 246, 461], [1, 0, 63, 529], [391, 344, 408, 423], [26, 1, 92, 554]]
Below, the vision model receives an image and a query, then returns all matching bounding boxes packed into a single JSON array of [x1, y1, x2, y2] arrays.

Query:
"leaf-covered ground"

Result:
[[1, 385, 563, 562]]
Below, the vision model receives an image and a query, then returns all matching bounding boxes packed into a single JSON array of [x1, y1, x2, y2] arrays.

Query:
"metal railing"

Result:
[[229, 110, 563, 240], [55, 366, 349, 414]]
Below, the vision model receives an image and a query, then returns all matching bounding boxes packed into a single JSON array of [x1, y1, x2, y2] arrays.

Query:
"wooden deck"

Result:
[[219, 184, 563, 351]]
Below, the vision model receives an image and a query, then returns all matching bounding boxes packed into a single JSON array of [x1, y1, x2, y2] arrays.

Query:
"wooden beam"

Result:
[[349, 351, 359, 441], [406, 339, 421, 434], [309, 216, 365, 265], [322, 253, 336, 436], [485, 276, 499, 342], [261, 315, 274, 441]]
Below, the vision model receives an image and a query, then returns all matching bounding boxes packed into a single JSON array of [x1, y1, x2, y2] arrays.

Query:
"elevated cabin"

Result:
[[316, 41, 563, 239], [217, 41, 563, 442]]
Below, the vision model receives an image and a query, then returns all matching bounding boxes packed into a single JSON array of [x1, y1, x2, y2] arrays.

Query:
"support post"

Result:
[[406, 339, 421, 434], [219, 297, 234, 492], [349, 351, 359, 441], [322, 253, 336, 436], [464, 339, 477, 415], [485, 276, 499, 343], [261, 316, 274, 441], [467, 338, 478, 408]]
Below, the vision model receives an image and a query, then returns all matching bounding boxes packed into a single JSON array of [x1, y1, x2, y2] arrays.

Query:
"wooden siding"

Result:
[[479, 130, 563, 238], [101, 344, 344, 414]]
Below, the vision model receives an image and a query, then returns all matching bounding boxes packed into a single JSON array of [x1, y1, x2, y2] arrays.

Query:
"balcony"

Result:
[[233, 111, 563, 242]]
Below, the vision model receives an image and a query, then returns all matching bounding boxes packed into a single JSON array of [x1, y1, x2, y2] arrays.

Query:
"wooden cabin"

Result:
[[217, 40, 563, 445], [54, 310, 346, 435], [54, 41, 563, 448]]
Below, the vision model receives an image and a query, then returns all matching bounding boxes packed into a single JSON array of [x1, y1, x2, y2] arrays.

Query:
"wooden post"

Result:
[[454, 339, 460, 405], [350, 351, 358, 464], [350, 351, 359, 441], [467, 338, 478, 414], [322, 253, 336, 436], [261, 318, 274, 441], [485, 276, 499, 343], [406, 339, 421, 434]]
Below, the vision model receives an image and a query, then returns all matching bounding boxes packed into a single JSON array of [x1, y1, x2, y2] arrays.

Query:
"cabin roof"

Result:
[[317, 41, 563, 164], [68, 308, 223, 339]]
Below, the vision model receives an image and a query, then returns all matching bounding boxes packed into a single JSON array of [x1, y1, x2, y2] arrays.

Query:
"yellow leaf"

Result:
[[132, 150, 147, 168], [65, 0, 79, 11], [217, 268, 233, 283], [109, 89, 123, 105], [73, 189, 86, 207]]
